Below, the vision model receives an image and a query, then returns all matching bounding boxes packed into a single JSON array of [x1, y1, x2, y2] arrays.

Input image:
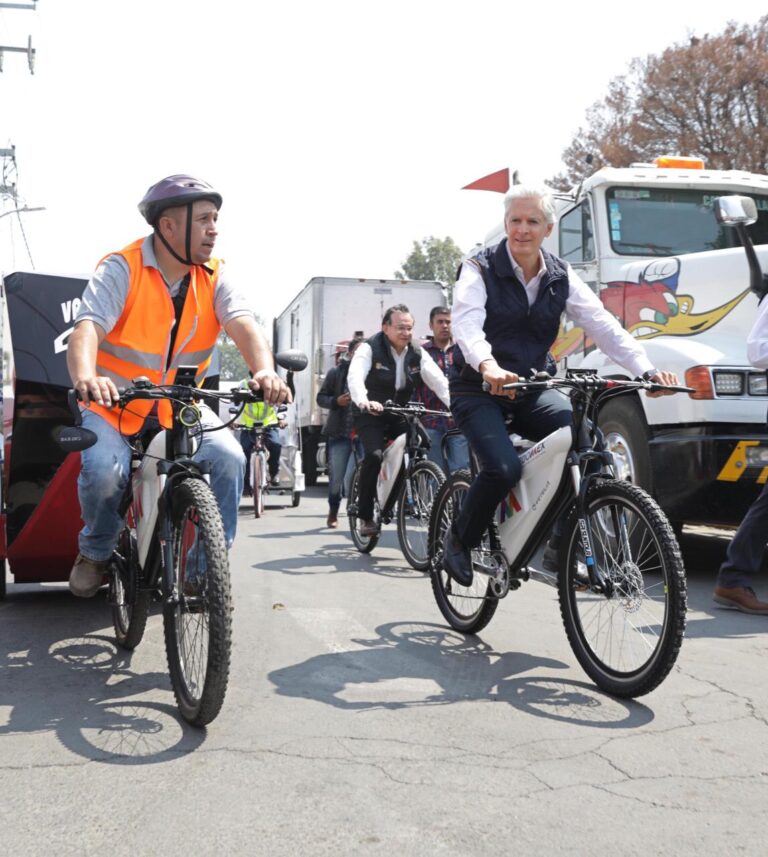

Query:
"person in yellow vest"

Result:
[[237, 382, 287, 493], [66, 174, 290, 597]]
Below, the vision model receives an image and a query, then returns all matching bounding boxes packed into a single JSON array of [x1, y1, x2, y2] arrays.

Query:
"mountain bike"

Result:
[[59, 363, 294, 726], [348, 402, 446, 570], [428, 371, 692, 698]]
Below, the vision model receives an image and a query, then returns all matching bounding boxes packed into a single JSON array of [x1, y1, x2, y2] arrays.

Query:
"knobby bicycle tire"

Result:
[[558, 479, 686, 698], [163, 477, 233, 726], [347, 462, 380, 553], [397, 459, 445, 571], [428, 469, 499, 633], [111, 519, 152, 650]]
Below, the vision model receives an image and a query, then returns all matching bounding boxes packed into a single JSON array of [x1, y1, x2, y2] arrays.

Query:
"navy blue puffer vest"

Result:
[[452, 242, 569, 394]]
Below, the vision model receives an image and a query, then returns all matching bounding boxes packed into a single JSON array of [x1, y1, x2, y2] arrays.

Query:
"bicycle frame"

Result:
[[375, 404, 441, 522], [471, 372, 691, 594]]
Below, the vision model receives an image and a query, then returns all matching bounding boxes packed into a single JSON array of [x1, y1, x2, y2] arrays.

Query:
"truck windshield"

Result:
[[606, 187, 768, 256]]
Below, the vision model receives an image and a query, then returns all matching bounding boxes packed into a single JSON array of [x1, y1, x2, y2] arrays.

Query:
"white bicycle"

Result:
[[348, 402, 446, 570], [428, 371, 692, 698]]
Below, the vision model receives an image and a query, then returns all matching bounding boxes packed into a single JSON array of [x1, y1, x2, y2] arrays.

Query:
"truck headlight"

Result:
[[712, 371, 744, 396], [746, 446, 768, 467], [748, 373, 768, 396]]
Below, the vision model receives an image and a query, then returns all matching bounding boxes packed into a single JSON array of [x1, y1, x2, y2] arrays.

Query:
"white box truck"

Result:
[[481, 156, 768, 529], [273, 276, 445, 484]]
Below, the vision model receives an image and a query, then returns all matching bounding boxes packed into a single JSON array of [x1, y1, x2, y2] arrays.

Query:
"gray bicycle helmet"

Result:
[[138, 174, 222, 265]]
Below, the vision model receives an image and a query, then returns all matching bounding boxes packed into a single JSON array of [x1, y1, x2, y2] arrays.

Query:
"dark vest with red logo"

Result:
[[364, 330, 422, 405]]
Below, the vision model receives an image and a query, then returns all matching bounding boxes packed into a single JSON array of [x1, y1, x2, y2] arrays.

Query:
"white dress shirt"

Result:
[[452, 242, 654, 379], [348, 341, 450, 407]]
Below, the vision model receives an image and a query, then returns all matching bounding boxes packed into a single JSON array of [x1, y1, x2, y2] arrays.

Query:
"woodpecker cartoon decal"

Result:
[[551, 258, 750, 361]]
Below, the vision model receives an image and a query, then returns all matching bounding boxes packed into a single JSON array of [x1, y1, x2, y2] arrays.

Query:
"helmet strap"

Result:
[[155, 202, 194, 266]]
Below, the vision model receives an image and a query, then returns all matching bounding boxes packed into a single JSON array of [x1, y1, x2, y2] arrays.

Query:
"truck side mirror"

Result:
[[713, 195, 766, 300], [713, 195, 758, 227]]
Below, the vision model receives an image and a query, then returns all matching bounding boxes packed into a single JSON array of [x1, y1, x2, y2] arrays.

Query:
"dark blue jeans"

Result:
[[717, 479, 768, 589], [450, 390, 572, 548]]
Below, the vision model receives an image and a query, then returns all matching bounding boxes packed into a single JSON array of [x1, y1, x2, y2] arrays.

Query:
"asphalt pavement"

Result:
[[1, 485, 767, 856]]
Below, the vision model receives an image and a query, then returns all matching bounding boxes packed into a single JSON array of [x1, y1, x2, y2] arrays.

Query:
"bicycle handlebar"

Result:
[[381, 401, 450, 417], [482, 374, 694, 396], [65, 382, 267, 425]]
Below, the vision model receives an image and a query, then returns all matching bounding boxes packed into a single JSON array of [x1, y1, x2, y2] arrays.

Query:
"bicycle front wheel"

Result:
[[397, 459, 444, 570], [558, 480, 686, 698], [428, 470, 499, 633], [163, 477, 232, 726], [111, 517, 152, 650], [347, 462, 380, 553], [252, 453, 264, 518]]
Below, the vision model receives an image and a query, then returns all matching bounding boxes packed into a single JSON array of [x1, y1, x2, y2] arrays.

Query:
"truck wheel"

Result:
[[598, 397, 653, 493], [0, 559, 6, 600], [303, 432, 319, 487]]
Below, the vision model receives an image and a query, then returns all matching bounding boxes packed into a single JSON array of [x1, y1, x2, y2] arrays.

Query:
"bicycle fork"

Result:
[[570, 450, 625, 597]]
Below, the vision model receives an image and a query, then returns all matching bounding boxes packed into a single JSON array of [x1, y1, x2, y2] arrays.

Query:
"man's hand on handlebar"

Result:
[[645, 370, 680, 398], [249, 370, 292, 405], [358, 398, 384, 414], [73, 375, 120, 407], [480, 359, 519, 399]]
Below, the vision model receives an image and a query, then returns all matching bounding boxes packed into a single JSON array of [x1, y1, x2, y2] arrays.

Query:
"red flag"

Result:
[[462, 168, 509, 194]]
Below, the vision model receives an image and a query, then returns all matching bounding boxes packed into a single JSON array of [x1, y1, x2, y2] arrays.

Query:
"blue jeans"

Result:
[[424, 427, 470, 474], [717, 478, 768, 589], [240, 425, 281, 487], [327, 435, 363, 513], [450, 390, 572, 548], [77, 406, 245, 562]]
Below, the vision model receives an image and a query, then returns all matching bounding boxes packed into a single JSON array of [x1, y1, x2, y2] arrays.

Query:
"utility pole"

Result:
[[0, 0, 37, 74]]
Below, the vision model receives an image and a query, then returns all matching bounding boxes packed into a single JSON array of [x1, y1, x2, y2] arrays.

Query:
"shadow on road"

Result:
[[0, 586, 207, 764], [268, 620, 654, 729]]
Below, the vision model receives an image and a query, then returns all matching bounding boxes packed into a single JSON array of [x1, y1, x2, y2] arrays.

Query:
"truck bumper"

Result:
[[650, 425, 768, 527]]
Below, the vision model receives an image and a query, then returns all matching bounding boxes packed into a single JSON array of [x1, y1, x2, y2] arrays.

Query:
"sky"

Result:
[[1, 0, 766, 323]]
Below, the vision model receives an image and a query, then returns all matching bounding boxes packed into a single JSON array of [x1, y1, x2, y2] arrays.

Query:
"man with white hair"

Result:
[[442, 186, 679, 587]]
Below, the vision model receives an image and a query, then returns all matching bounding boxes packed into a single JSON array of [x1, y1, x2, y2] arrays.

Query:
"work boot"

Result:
[[270, 475, 280, 487], [713, 585, 768, 615], [359, 520, 380, 537], [442, 527, 473, 587], [327, 511, 339, 529], [69, 553, 109, 598]]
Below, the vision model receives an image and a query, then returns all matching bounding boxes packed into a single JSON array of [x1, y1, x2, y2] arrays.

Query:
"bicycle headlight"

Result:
[[179, 404, 201, 427]]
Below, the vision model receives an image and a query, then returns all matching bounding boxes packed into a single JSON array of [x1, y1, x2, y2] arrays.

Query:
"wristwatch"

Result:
[[641, 369, 659, 382]]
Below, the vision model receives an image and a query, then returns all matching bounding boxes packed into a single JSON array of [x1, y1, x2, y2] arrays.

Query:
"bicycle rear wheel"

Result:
[[558, 480, 686, 698], [428, 469, 499, 633], [163, 477, 232, 726], [252, 453, 264, 518], [397, 459, 444, 570], [347, 462, 380, 553], [111, 514, 152, 650]]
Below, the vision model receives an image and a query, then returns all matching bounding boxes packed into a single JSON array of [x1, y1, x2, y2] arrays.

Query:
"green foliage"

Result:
[[395, 236, 464, 301]]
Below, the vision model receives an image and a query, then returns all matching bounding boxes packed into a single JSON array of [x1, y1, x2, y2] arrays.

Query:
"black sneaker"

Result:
[[442, 528, 473, 587]]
